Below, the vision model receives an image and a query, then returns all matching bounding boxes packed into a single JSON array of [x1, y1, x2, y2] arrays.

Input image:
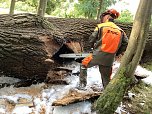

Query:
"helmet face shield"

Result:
[[100, 12, 110, 22]]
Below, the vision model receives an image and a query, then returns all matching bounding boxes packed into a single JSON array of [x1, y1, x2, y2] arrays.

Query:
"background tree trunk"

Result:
[[9, 0, 16, 15], [95, 0, 152, 113], [37, 0, 47, 17], [96, 0, 103, 20]]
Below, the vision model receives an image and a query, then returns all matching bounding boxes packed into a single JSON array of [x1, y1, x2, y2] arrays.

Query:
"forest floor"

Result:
[[0, 61, 152, 114], [121, 62, 152, 114], [0, 81, 152, 114], [122, 82, 152, 114]]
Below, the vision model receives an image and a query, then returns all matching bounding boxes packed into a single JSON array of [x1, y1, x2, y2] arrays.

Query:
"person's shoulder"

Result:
[[97, 22, 110, 27], [112, 22, 123, 31]]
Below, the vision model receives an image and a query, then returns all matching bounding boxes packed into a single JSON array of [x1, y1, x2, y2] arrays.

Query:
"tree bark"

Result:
[[95, 0, 152, 114], [0, 14, 64, 80]]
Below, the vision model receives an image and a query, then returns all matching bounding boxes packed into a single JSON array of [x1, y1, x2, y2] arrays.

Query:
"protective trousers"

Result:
[[80, 64, 112, 88], [98, 65, 112, 88], [80, 53, 112, 88], [79, 64, 87, 88]]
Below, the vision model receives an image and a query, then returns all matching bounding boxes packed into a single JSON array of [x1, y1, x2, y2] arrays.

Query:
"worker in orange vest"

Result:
[[79, 9, 128, 89]]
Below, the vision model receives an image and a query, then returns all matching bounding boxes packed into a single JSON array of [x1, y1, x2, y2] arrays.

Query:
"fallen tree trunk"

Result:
[[0, 13, 152, 80], [0, 14, 65, 80], [0, 28, 59, 79]]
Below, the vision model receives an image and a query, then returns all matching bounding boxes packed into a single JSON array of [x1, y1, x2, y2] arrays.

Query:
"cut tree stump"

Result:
[[52, 88, 102, 106]]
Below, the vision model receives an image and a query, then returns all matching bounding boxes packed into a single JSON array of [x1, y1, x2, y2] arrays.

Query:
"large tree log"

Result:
[[0, 14, 64, 80], [0, 13, 152, 81]]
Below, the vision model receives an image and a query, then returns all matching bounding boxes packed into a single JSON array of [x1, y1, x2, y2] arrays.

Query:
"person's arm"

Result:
[[89, 27, 99, 48], [116, 32, 128, 56]]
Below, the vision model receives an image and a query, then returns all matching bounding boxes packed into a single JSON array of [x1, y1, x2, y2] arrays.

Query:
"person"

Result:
[[79, 9, 128, 89]]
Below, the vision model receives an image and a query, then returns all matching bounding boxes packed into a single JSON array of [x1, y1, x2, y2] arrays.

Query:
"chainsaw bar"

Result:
[[59, 53, 90, 59]]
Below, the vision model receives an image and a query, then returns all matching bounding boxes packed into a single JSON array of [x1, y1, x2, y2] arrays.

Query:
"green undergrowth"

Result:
[[124, 82, 152, 114], [141, 62, 152, 71], [122, 63, 152, 114]]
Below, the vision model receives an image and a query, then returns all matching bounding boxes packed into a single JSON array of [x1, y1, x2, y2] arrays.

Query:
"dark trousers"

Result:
[[98, 65, 112, 88], [80, 59, 112, 88]]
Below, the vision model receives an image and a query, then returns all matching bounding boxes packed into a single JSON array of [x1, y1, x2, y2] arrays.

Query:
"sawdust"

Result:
[[14, 83, 45, 96]]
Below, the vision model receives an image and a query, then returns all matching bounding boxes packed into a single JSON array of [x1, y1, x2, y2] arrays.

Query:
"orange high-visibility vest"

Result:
[[82, 22, 123, 67], [96, 22, 122, 53]]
